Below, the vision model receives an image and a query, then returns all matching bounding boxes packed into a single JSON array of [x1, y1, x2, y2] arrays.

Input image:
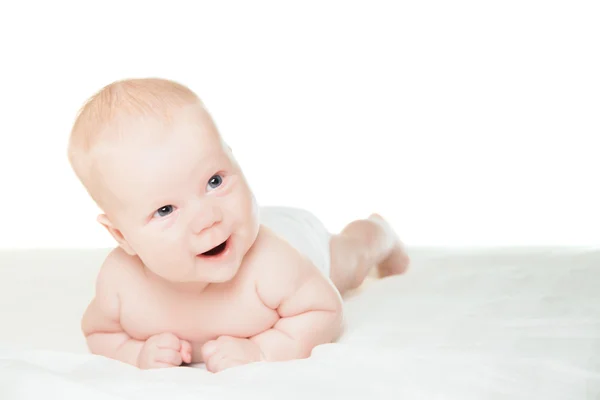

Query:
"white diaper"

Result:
[[258, 206, 332, 276]]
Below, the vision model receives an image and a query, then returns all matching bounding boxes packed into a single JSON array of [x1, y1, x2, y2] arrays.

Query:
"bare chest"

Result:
[[119, 279, 279, 356]]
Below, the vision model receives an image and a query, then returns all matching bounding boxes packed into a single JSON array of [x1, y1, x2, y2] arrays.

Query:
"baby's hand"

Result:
[[137, 332, 192, 369], [201, 336, 264, 373]]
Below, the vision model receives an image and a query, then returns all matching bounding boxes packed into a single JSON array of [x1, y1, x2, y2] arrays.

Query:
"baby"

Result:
[[68, 78, 409, 372]]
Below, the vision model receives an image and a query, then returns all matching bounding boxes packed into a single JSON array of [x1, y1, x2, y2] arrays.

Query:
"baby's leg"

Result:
[[329, 214, 409, 294]]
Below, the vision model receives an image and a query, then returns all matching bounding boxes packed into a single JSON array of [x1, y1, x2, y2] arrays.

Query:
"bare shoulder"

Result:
[[244, 226, 310, 284], [95, 247, 145, 292], [81, 247, 145, 335], [248, 226, 340, 312]]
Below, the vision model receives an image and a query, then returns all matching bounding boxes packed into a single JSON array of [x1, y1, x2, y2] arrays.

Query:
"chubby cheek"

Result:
[[231, 187, 258, 221], [135, 231, 190, 277], [231, 193, 260, 251], [243, 195, 260, 231]]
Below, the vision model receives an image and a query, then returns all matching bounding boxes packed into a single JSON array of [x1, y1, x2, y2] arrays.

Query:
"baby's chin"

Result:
[[193, 262, 242, 284], [153, 270, 240, 289], [145, 262, 241, 287], [169, 261, 242, 285]]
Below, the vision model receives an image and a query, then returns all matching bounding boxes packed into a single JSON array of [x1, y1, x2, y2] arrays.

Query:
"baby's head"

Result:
[[68, 78, 260, 283]]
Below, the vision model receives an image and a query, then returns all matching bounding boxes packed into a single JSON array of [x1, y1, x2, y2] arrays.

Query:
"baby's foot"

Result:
[[368, 213, 410, 278]]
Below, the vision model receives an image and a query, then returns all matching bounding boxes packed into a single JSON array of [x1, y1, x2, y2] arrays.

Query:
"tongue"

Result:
[[202, 241, 226, 256]]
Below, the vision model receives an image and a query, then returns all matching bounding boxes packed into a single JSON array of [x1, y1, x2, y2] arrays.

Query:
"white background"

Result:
[[0, 0, 598, 249]]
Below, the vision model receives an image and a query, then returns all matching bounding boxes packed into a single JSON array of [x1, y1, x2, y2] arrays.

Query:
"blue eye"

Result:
[[207, 174, 223, 190], [154, 205, 174, 218]]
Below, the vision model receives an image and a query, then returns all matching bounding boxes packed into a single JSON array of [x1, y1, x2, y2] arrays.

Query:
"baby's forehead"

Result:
[[95, 131, 226, 198], [98, 107, 219, 155]]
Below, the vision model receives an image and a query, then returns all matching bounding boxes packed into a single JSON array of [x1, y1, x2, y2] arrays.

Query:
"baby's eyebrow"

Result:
[[146, 197, 174, 211], [191, 155, 222, 175], [135, 193, 171, 214]]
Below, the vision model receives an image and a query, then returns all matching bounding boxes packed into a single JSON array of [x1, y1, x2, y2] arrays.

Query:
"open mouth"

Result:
[[200, 239, 228, 257]]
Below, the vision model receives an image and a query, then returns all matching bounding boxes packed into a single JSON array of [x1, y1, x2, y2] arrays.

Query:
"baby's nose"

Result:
[[190, 205, 222, 234]]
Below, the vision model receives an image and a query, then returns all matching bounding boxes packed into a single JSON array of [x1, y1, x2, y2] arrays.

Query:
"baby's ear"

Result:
[[97, 214, 136, 256]]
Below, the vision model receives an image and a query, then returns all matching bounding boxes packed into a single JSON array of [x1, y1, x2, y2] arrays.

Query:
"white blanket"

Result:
[[1, 247, 599, 399]]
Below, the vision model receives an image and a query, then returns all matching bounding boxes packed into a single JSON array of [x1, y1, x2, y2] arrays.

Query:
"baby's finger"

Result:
[[204, 351, 225, 373], [201, 340, 218, 359], [155, 333, 181, 350], [156, 348, 183, 366], [180, 340, 192, 364]]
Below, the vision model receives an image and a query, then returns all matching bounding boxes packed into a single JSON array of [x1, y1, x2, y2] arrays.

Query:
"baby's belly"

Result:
[[119, 290, 280, 363]]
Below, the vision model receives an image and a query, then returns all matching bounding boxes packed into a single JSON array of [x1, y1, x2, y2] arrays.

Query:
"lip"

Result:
[[196, 236, 232, 261]]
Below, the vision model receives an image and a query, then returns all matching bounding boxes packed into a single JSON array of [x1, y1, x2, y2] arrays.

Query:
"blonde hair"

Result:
[[67, 77, 203, 207]]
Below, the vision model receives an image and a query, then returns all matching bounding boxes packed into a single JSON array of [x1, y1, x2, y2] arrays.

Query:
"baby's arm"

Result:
[[201, 241, 343, 372], [81, 249, 191, 368], [81, 250, 145, 366], [250, 242, 344, 362]]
